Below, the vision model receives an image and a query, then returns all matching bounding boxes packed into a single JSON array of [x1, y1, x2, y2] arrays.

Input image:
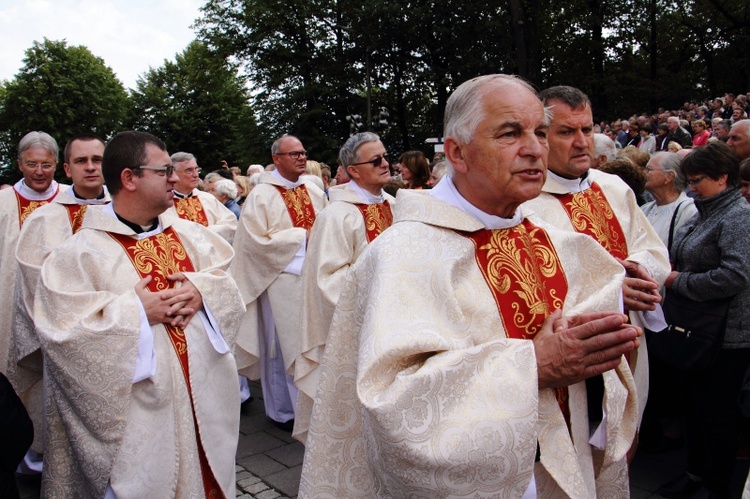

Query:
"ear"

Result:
[[63, 163, 73, 179], [346, 165, 360, 180], [444, 137, 468, 174], [120, 169, 138, 192]]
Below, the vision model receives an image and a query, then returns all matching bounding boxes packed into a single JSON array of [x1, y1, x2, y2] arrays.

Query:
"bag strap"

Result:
[[667, 200, 687, 252]]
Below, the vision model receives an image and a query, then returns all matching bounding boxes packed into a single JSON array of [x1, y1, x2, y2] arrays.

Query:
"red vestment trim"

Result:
[[174, 196, 210, 226], [108, 228, 223, 499], [64, 204, 88, 234], [458, 219, 571, 428], [14, 186, 59, 228], [553, 182, 629, 259], [273, 184, 316, 230], [355, 202, 393, 243]]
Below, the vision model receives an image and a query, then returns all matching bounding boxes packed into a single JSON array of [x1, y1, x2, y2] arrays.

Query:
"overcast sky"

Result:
[[0, 0, 205, 90]]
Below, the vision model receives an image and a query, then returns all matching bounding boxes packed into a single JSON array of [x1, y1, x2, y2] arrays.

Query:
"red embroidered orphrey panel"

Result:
[[459, 220, 571, 428], [273, 184, 316, 230], [553, 182, 629, 260], [64, 204, 88, 234], [109, 228, 223, 498], [355, 202, 393, 242], [14, 187, 59, 228]]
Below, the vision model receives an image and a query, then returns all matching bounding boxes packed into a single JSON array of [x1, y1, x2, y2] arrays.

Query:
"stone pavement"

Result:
[[18, 379, 750, 498]]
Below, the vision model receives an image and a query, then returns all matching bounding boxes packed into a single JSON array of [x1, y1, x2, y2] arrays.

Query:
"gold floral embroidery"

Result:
[[174, 197, 209, 226], [356, 202, 393, 242], [274, 185, 316, 229], [555, 183, 628, 259], [65, 204, 88, 234]]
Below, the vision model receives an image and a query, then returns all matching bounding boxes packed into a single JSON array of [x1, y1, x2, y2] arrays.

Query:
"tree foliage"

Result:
[[196, 0, 749, 157], [0, 38, 129, 185], [128, 40, 265, 170]]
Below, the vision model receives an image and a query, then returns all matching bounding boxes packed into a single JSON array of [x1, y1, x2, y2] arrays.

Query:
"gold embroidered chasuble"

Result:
[[9, 188, 109, 454], [522, 169, 671, 426], [294, 186, 395, 443], [163, 189, 238, 244], [300, 190, 638, 498], [34, 210, 243, 498], [230, 173, 328, 380], [174, 195, 210, 226], [273, 184, 317, 230], [108, 228, 222, 499], [552, 182, 629, 260], [0, 183, 65, 379]]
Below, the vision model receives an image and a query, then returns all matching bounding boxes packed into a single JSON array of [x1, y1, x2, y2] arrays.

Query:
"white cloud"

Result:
[[0, 0, 205, 90]]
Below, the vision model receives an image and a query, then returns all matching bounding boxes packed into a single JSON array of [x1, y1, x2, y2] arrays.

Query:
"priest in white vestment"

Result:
[[231, 135, 327, 429], [35, 131, 243, 498], [163, 151, 238, 244], [300, 75, 641, 498], [294, 132, 395, 443], [8, 134, 110, 473], [521, 86, 671, 424], [0, 131, 65, 378]]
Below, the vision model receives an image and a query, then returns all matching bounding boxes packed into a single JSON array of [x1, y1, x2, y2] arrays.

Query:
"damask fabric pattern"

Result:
[[230, 172, 327, 380], [34, 207, 244, 498], [0, 183, 66, 375], [300, 191, 638, 498], [522, 169, 671, 422], [293, 186, 395, 444], [163, 189, 238, 245], [8, 188, 110, 454]]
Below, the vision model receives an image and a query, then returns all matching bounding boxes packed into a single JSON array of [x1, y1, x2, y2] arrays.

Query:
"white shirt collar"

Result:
[[430, 174, 523, 230], [547, 169, 592, 193], [348, 180, 385, 204], [104, 203, 164, 239], [272, 169, 303, 189], [14, 179, 59, 200], [71, 185, 110, 205]]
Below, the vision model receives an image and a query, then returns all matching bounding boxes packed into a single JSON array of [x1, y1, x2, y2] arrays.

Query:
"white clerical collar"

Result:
[[72, 185, 110, 205], [547, 169, 592, 193], [104, 203, 164, 239], [272, 169, 303, 189], [173, 189, 195, 198], [348, 180, 384, 204], [430, 174, 523, 230], [14, 179, 58, 200]]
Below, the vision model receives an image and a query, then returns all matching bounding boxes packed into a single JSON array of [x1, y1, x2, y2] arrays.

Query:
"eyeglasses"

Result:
[[24, 161, 55, 171], [687, 175, 708, 186], [134, 165, 175, 176], [276, 151, 307, 159], [183, 167, 202, 175], [350, 154, 389, 168]]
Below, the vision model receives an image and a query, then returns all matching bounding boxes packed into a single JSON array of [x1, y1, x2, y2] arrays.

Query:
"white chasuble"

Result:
[[163, 188, 238, 244], [299, 190, 638, 498]]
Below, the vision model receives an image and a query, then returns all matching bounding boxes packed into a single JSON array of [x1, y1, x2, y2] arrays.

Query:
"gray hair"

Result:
[[594, 133, 617, 162], [731, 119, 750, 140], [213, 178, 238, 199], [204, 171, 223, 184], [667, 116, 680, 124], [539, 86, 592, 115], [248, 172, 263, 186], [432, 161, 447, 181], [171, 152, 196, 170], [651, 152, 687, 191], [444, 74, 537, 145], [18, 131, 58, 160], [247, 164, 264, 176], [271, 135, 300, 155], [339, 132, 380, 168]]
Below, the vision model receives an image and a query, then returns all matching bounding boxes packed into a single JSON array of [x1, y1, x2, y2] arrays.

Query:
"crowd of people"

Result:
[[0, 77, 749, 499]]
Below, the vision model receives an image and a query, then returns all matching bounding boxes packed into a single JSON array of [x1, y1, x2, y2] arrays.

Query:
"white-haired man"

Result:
[[594, 132, 617, 166], [728, 119, 750, 160], [293, 132, 395, 443], [165, 152, 237, 243], [300, 75, 640, 497], [231, 135, 327, 431], [0, 132, 67, 374], [667, 116, 692, 148]]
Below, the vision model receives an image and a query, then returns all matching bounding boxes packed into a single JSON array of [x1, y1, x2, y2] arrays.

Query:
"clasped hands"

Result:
[[534, 309, 641, 389], [135, 272, 202, 328]]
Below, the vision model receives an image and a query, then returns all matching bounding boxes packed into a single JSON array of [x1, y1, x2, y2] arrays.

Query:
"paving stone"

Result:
[[255, 490, 281, 499], [236, 431, 286, 458], [237, 453, 287, 477], [236, 470, 256, 482], [236, 495, 253, 499], [238, 476, 263, 488], [264, 442, 305, 468], [240, 410, 275, 435], [242, 481, 270, 495], [263, 465, 302, 497]]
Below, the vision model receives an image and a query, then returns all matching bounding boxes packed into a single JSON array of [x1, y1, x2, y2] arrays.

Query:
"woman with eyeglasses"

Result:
[[398, 151, 431, 189], [658, 142, 750, 498]]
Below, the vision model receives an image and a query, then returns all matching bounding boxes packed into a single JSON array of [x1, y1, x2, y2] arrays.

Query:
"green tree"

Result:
[[0, 38, 129, 185], [128, 40, 265, 170]]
